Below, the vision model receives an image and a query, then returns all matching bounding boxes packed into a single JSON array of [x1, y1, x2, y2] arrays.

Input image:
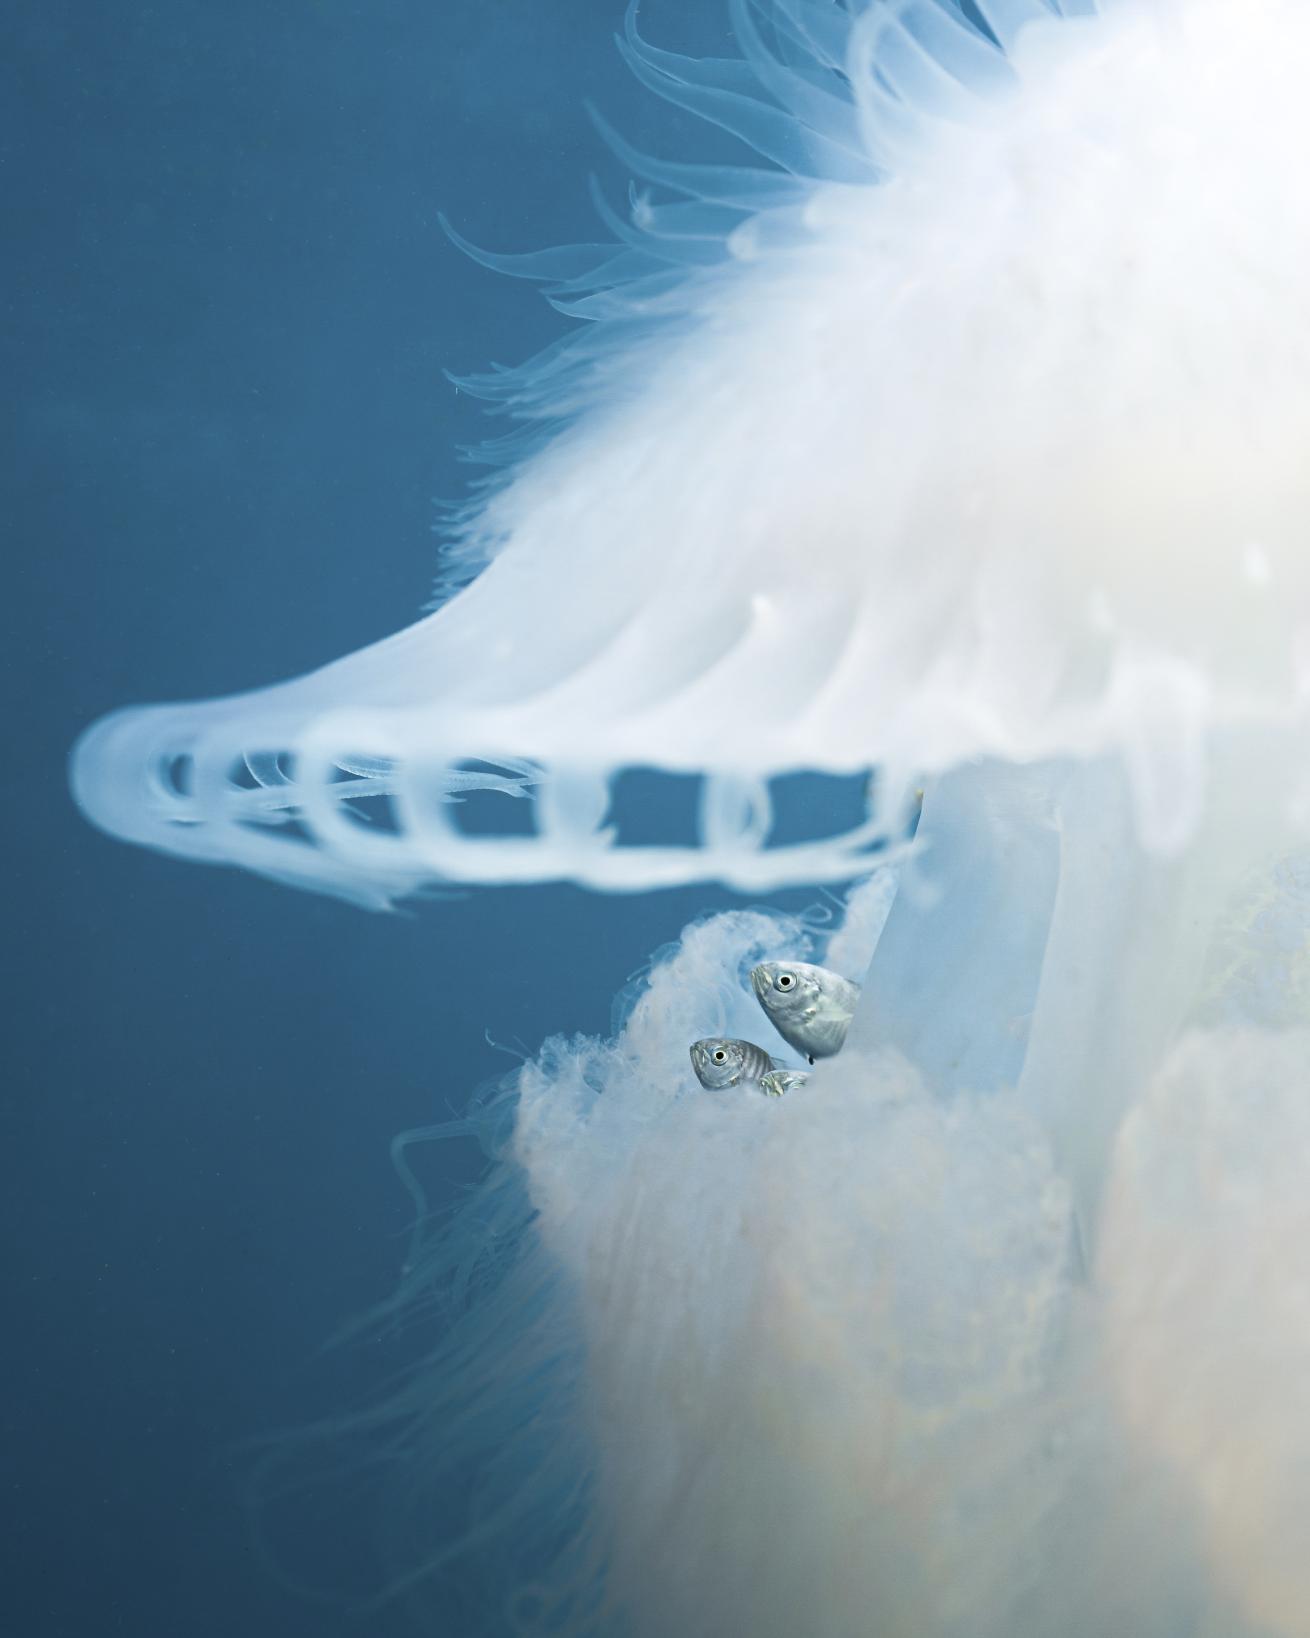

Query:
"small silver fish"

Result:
[[750, 960, 861, 1062], [759, 1069, 809, 1098], [689, 1037, 780, 1090]]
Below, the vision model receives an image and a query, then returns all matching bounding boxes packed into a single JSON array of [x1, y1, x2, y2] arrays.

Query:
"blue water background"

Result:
[[3, 3, 801, 1633]]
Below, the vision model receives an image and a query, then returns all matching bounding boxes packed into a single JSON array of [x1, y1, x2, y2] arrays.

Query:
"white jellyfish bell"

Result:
[[71, 0, 1309, 909], [72, 2, 1310, 1636]]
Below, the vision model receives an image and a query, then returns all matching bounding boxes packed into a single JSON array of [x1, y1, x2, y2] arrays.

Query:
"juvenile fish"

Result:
[[750, 960, 861, 1062], [690, 1037, 780, 1090], [759, 1069, 809, 1098]]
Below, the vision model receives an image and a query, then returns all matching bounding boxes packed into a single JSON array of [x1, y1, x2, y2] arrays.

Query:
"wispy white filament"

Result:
[[501, 805, 1310, 1636]]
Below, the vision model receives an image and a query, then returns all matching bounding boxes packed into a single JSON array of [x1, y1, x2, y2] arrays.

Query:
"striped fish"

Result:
[[689, 1037, 780, 1091]]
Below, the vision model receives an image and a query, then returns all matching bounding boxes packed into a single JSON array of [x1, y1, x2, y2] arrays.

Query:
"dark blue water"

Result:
[[4, 3, 789, 1634]]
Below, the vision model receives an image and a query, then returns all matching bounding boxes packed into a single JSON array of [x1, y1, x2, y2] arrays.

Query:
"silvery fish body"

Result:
[[689, 1037, 780, 1091], [759, 1069, 809, 1099], [750, 960, 861, 1062]]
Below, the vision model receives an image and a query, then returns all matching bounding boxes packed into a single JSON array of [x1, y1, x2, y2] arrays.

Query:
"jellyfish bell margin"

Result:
[[66, 1, 1310, 1634], [69, 0, 1310, 904]]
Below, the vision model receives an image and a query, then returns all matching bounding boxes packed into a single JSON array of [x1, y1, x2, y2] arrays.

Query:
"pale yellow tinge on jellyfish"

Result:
[[1101, 1033, 1310, 1638], [504, 5, 1310, 1633]]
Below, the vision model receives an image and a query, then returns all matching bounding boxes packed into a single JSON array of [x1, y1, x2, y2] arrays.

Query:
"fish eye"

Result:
[[713, 1048, 726, 1062], [776, 972, 795, 991]]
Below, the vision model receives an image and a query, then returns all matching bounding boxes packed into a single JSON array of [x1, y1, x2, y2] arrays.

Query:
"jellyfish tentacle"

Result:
[[586, 178, 735, 270], [433, 220, 620, 286], [969, 0, 1094, 51], [617, 5, 876, 183], [727, 0, 870, 158], [765, 0, 855, 77], [587, 105, 813, 212]]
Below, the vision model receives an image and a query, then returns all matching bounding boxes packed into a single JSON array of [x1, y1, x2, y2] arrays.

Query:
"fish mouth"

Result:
[[749, 963, 772, 1001]]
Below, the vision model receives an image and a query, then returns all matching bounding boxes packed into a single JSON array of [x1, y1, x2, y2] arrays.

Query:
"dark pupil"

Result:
[[780, 976, 792, 988], [714, 1051, 725, 1062]]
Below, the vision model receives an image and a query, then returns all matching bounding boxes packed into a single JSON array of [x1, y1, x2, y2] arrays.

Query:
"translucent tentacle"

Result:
[[435, 218, 617, 285], [767, 0, 858, 72], [543, 249, 666, 298], [969, 0, 1092, 51], [896, 2, 1017, 97], [847, 3, 1016, 169], [585, 178, 731, 269], [618, 9, 877, 182], [727, 0, 869, 158], [624, 191, 750, 243], [762, 7, 849, 83], [546, 272, 692, 323], [587, 105, 811, 211]]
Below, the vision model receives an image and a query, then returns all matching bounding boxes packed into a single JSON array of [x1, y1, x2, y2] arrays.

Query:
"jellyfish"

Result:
[[71, 2, 1310, 1636]]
